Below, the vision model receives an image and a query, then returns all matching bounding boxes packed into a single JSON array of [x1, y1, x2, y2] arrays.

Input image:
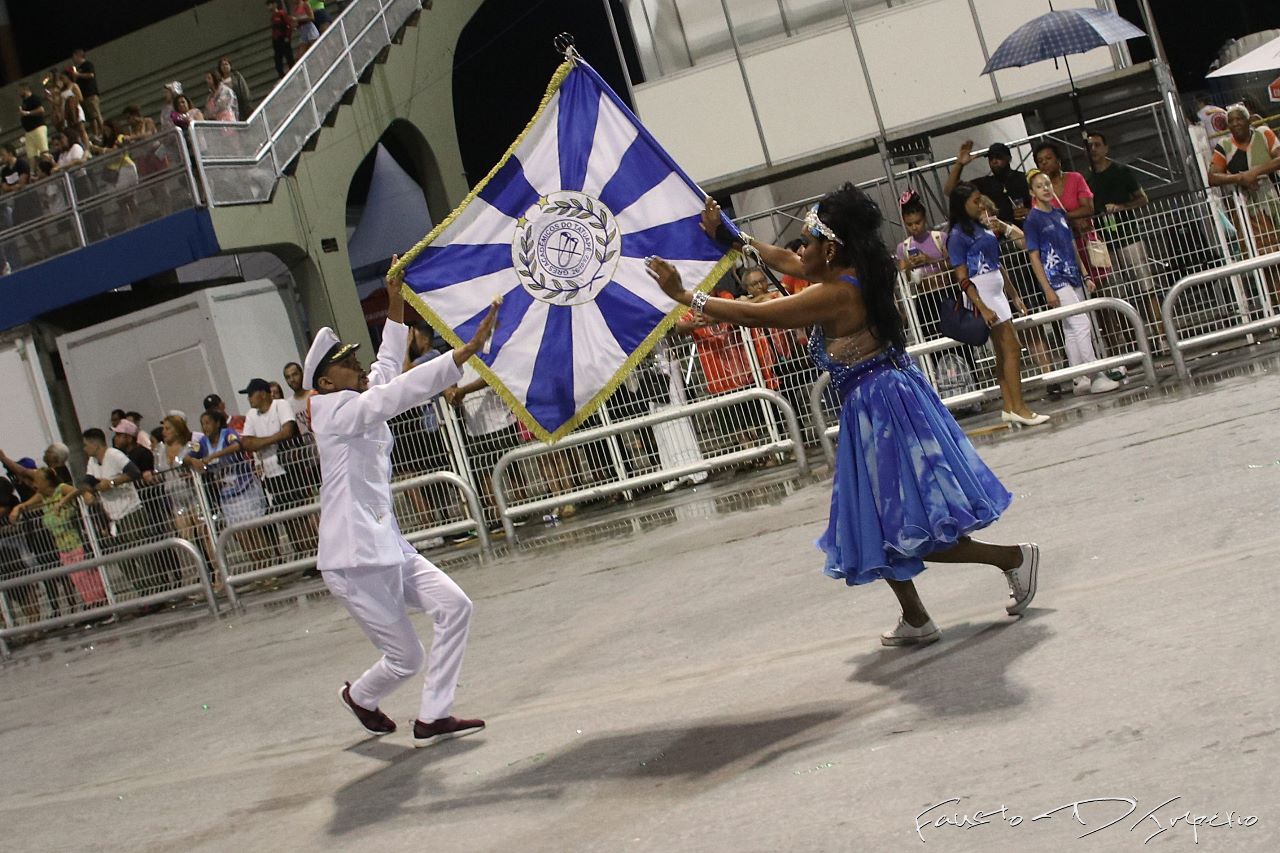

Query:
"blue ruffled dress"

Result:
[[812, 281, 1012, 585]]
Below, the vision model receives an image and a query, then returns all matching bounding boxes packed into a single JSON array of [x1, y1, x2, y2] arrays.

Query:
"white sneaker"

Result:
[[881, 616, 941, 646], [1090, 373, 1120, 393], [1072, 376, 1092, 396], [1005, 543, 1039, 615]]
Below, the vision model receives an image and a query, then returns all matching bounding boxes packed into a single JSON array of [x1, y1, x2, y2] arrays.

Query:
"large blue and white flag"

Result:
[[393, 57, 736, 442]]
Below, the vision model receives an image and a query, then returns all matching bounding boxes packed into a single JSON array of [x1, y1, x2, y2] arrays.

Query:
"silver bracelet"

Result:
[[690, 290, 710, 317]]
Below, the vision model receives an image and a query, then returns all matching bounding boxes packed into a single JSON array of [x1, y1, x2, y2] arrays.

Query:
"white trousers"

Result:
[[323, 554, 473, 722], [1055, 283, 1100, 367]]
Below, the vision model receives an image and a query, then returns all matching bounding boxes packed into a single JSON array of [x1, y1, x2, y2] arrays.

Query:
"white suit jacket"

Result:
[[311, 320, 463, 571]]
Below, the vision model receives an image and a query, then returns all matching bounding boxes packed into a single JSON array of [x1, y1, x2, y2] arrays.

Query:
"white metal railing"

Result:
[[215, 470, 490, 611], [491, 388, 811, 542], [0, 537, 219, 657], [1163, 251, 1280, 379], [189, 0, 422, 206], [0, 127, 201, 273]]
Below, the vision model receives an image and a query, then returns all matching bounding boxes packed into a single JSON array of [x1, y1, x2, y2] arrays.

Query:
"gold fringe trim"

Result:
[[394, 59, 739, 444], [390, 58, 574, 278]]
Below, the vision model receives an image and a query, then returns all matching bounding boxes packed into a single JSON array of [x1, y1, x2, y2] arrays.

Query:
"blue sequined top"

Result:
[[806, 275, 909, 397]]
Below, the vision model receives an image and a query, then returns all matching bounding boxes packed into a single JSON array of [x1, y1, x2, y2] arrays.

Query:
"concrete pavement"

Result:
[[2, 361, 1277, 852]]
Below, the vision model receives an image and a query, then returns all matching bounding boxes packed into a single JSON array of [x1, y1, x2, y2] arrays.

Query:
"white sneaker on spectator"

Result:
[[1072, 376, 1092, 396], [1090, 373, 1120, 393]]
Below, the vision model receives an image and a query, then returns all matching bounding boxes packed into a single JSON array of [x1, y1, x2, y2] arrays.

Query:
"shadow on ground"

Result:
[[328, 707, 844, 835], [847, 614, 1053, 718]]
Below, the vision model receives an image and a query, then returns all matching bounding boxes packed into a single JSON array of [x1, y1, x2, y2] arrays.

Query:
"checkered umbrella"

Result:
[[982, 8, 1145, 75]]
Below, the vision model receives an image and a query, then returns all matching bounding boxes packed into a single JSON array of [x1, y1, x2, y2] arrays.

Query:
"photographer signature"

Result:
[[915, 796, 1259, 844]]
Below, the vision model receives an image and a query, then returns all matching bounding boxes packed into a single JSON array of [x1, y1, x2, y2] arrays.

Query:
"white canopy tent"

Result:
[[1207, 34, 1280, 78]]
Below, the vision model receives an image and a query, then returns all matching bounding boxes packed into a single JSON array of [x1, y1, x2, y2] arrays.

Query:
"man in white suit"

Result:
[[304, 258, 499, 747]]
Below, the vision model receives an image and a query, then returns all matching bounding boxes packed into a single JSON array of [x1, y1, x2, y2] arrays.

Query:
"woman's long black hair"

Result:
[[947, 181, 980, 237], [817, 183, 907, 352]]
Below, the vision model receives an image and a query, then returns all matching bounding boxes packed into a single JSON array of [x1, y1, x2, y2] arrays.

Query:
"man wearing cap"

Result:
[[944, 139, 1031, 226], [238, 377, 300, 508], [203, 393, 245, 432], [307, 257, 499, 746], [239, 376, 314, 554]]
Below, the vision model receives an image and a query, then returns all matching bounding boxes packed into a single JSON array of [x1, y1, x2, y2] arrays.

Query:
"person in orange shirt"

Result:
[[676, 282, 768, 457]]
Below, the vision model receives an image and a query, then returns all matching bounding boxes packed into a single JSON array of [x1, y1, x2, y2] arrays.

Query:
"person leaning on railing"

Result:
[[9, 466, 106, 614], [1207, 103, 1280, 303]]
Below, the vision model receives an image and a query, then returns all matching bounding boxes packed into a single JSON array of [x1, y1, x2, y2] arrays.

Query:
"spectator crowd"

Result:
[[2, 1, 353, 272]]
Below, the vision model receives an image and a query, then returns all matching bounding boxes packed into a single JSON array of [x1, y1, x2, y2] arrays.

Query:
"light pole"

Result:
[[1133, 0, 1197, 190]]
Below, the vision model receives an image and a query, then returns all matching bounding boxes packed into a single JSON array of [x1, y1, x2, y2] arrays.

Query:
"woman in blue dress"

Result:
[[647, 184, 1038, 645]]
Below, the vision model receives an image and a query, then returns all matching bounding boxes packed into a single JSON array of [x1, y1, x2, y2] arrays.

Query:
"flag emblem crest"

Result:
[[393, 57, 737, 442], [514, 191, 619, 306]]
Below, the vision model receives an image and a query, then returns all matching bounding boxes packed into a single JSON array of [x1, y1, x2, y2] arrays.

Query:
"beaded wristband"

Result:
[[691, 291, 710, 317]]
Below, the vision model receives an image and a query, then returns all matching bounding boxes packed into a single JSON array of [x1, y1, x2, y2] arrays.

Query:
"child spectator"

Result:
[[9, 467, 106, 611], [1024, 170, 1120, 396]]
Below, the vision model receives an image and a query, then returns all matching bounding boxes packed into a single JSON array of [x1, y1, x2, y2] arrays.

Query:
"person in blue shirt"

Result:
[[1024, 171, 1120, 396], [947, 183, 1048, 427]]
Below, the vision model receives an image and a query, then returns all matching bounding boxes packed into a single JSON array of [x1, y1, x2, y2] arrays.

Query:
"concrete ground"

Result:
[[2, 358, 1278, 852]]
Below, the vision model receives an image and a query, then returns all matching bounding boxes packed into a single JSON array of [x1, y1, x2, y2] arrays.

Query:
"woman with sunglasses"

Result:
[[646, 185, 1039, 646]]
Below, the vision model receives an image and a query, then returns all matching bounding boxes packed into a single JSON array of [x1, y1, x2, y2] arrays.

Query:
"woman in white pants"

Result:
[[1023, 171, 1120, 396], [305, 262, 499, 747], [947, 183, 1049, 427]]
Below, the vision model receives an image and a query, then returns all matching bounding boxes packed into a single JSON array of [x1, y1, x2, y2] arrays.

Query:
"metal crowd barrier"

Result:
[[216, 471, 489, 611], [808, 298, 1157, 468], [492, 388, 810, 542], [0, 537, 218, 658], [1163, 252, 1280, 379]]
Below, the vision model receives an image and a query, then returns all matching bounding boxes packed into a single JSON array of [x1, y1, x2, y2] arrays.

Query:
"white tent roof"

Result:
[[349, 144, 433, 299], [1207, 35, 1280, 78]]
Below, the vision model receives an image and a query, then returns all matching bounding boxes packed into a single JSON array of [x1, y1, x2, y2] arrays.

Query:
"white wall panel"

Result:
[[744, 27, 880, 162], [856, 0, 996, 132], [976, 0, 1119, 98], [0, 335, 62, 454], [633, 60, 767, 183], [58, 297, 213, 433]]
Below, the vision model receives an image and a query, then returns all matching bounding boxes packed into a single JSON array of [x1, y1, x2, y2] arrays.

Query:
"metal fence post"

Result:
[[739, 326, 782, 447], [63, 171, 87, 248], [77, 496, 116, 606]]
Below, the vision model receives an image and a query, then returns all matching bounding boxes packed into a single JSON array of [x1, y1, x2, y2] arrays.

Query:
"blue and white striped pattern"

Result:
[[982, 8, 1145, 74], [401, 59, 731, 441]]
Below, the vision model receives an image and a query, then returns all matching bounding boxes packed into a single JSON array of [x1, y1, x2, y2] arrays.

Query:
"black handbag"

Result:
[[937, 292, 991, 347]]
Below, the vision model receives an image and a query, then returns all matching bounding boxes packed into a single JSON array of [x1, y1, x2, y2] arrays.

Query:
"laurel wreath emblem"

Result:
[[514, 193, 619, 304]]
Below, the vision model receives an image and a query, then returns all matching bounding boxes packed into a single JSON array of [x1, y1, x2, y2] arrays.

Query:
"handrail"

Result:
[[1162, 252, 1280, 379], [189, 0, 422, 205], [0, 537, 218, 655], [491, 388, 810, 542], [0, 127, 196, 240], [807, 297, 1158, 468], [216, 470, 490, 611]]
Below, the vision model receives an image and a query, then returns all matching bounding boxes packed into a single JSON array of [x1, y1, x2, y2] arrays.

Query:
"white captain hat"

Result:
[[303, 327, 361, 391]]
